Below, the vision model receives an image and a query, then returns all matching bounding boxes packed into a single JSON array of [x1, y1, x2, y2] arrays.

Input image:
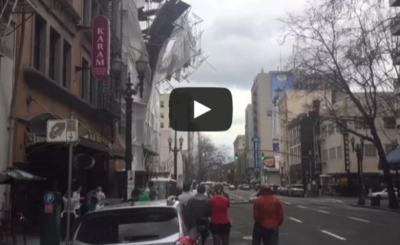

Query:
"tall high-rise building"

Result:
[[245, 104, 254, 169], [251, 70, 293, 170], [233, 135, 246, 181]]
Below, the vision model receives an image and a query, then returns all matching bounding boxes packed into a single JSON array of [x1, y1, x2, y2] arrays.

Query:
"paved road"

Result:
[[209, 189, 400, 245]]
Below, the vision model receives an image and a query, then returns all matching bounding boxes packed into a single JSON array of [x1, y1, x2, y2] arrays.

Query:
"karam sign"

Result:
[[92, 15, 110, 80]]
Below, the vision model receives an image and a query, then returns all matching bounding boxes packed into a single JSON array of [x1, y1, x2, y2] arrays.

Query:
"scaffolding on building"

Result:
[[0, 0, 36, 57]]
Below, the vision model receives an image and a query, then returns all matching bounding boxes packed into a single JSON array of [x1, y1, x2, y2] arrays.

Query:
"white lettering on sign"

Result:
[[92, 16, 110, 80]]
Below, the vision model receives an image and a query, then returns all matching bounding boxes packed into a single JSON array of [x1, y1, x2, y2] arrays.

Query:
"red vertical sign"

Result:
[[92, 15, 110, 80]]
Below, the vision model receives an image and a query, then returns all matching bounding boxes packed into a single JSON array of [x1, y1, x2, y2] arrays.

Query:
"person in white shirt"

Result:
[[61, 189, 81, 241], [95, 187, 106, 203], [178, 183, 194, 206]]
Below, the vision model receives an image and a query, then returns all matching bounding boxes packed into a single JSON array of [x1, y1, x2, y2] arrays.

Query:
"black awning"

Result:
[[25, 138, 124, 160]]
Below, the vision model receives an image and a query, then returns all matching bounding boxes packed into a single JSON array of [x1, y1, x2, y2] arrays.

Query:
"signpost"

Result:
[[46, 117, 78, 245]]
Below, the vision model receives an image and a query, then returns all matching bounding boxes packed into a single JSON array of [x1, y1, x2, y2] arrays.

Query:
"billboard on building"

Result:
[[271, 72, 293, 149], [92, 15, 110, 80]]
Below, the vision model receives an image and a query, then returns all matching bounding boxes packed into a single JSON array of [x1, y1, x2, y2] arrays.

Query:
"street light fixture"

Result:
[[168, 129, 184, 180], [111, 56, 123, 79], [124, 56, 148, 172], [350, 136, 365, 205], [135, 54, 148, 98]]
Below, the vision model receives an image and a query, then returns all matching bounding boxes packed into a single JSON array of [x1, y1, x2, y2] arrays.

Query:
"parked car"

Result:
[[229, 185, 237, 190], [74, 198, 200, 245], [241, 184, 251, 190], [288, 184, 305, 197], [369, 188, 398, 199]]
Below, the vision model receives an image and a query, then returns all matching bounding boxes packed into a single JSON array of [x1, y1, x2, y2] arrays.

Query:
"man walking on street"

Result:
[[178, 182, 194, 206], [252, 184, 284, 245], [187, 184, 212, 245]]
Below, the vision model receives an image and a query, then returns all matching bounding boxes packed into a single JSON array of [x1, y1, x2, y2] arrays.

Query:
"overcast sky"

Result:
[[169, 0, 307, 152]]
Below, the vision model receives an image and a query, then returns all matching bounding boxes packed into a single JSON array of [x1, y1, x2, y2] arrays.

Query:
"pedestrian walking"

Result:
[[178, 182, 194, 205], [187, 184, 212, 245], [60, 191, 80, 241], [209, 183, 231, 245], [95, 187, 106, 202], [252, 184, 284, 245], [148, 181, 158, 200]]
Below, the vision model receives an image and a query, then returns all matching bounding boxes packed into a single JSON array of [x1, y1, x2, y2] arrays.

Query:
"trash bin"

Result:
[[370, 196, 381, 207]]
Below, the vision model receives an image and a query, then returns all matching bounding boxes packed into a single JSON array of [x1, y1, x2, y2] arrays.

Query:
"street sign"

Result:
[[44, 193, 55, 204], [46, 119, 79, 143]]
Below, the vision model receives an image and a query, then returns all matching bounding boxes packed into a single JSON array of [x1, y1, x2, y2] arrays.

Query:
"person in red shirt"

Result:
[[252, 184, 284, 245], [209, 183, 231, 245]]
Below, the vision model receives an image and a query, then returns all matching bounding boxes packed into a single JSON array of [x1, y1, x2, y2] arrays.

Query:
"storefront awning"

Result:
[[379, 147, 400, 170]]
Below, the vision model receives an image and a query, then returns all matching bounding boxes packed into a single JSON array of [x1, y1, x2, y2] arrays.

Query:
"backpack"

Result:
[[139, 191, 151, 201]]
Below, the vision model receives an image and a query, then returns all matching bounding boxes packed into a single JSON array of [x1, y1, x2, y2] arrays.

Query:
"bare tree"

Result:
[[280, 0, 399, 208], [192, 134, 231, 182]]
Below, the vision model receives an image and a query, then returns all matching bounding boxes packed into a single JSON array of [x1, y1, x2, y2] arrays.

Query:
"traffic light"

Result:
[[261, 153, 265, 161], [235, 152, 238, 161], [234, 169, 237, 172], [221, 169, 224, 172]]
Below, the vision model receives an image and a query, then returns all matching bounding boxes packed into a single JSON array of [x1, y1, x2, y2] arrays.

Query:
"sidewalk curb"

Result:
[[350, 204, 400, 213]]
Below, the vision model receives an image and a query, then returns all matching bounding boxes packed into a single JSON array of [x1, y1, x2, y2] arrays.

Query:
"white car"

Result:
[[229, 185, 236, 190], [370, 188, 398, 199]]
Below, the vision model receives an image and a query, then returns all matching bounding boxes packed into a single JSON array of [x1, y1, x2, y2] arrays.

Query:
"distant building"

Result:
[[233, 135, 246, 182]]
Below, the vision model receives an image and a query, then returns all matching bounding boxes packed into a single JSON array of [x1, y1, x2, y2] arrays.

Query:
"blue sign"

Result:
[[44, 193, 55, 204], [253, 136, 260, 171], [271, 72, 294, 140]]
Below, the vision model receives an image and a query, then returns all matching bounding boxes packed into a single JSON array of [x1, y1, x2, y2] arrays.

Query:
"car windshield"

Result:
[[76, 207, 179, 244]]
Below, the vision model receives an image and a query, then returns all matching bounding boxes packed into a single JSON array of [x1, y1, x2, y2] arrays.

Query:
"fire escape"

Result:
[[0, 0, 36, 57]]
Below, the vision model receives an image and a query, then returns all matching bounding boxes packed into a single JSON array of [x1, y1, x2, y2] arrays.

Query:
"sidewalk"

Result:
[[322, 195, 400, 213]]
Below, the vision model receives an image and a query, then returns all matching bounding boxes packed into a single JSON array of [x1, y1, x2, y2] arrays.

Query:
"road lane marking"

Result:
[[284, 201, 291, 205], [243, 236, 252, 240], [297, 205, 307, 209], [321, 230, 346, 241], [317, 210, 330, 214], [348, 216, 370, 223], [288, 217, 302, 223]]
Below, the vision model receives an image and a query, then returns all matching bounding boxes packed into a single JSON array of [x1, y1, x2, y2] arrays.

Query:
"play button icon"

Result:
[[194, 101, 211, 119], [169, 87, 232, 132]]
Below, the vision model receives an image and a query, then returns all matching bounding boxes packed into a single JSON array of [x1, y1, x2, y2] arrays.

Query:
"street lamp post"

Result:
[[351, 136, 365, 205], [168, 127, 184, 181], [119, 54, 148, 172]]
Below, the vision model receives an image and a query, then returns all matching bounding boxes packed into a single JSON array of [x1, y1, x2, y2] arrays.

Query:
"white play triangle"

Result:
[[194, 100, 211, 119]]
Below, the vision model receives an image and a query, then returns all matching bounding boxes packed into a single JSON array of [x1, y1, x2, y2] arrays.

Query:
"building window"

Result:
[[82, 0, 91, 25], [329, 148, 336, 160], [160, 123, 164, 129], [33, 15, 45, 71], [322, 150, 328, 162], [49, 28, 60, 80], [337, 146, 342, 158], [90, 74, 98, 106], [160, 101, 164, 108], [383, 117, 396, 129], [81, 58, 90, 100], [354, 116, 368, 129], [62, 40, 71, 89], [364, 144, 377, 157], [160, 112, 164, 118]]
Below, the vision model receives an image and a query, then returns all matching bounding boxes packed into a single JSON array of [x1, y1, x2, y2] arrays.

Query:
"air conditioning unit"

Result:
[[25, 133, 46, 146]]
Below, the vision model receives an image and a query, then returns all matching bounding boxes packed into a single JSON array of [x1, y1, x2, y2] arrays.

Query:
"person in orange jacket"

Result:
[[252, 184, 284, 245]]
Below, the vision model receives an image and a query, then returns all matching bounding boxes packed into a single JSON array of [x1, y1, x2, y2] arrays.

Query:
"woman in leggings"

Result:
[[209, 183, 231, 245]]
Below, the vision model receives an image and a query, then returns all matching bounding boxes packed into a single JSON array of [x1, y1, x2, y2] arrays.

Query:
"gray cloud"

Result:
[[187, 13, 293, 89]]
